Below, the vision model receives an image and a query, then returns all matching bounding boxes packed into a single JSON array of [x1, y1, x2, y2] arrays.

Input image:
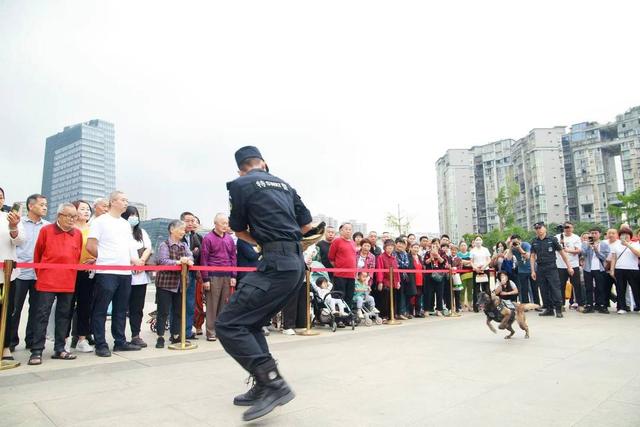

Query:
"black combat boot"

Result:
[[233, 376, 263, 406], [242, 360, 295, 421], [539, 308, 554, 316]]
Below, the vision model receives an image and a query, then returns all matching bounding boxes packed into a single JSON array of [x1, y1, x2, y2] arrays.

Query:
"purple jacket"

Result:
[[201, 231, 237, 280]]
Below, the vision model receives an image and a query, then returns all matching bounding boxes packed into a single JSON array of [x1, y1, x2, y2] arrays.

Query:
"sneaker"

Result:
[[598, 307, 610, 314], [76, 339, 94, 353], [357, 309, 364, 319], [372, 308, 380, 314], [555, 311, 563, 318], [617, 310, 627, 314], [583, 306, 595, 314], [156, 337, 165, 349], [571, 303, 578, 309], [282, 329, 296, 336], [95, 346, 112, 357], [398, 314, 408, 320], [113, 342, 142, 352], [130, 337, 148, 348]]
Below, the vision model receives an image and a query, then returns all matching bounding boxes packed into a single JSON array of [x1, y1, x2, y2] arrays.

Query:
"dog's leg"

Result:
[[505, 324, 516, 339], [517, 310, 530, 339], [486, 318, 497, 334]]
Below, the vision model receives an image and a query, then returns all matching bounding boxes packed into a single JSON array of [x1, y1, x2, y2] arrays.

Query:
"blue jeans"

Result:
[[92, 274, 132, 348], [185, 272, 196, 336]]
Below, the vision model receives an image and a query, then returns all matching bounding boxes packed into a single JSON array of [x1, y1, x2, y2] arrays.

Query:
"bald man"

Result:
[[200, 213, 237, 341]]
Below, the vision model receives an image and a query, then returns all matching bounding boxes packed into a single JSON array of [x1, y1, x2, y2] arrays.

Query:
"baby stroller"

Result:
[[310, 288, 356, 332], [357, 303, 384, 327], [147, 310, 169, 333]]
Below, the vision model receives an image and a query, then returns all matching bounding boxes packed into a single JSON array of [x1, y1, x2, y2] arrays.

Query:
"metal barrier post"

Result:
[[300, 269, 319, 336], [1, 260, 20, 369], [446, 267, 461, 318], [169, 264, 198, 350], [386, 267, 401, 325]]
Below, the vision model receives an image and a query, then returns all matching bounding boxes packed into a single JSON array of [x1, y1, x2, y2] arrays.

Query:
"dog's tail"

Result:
[[519, 303, 540, 312]]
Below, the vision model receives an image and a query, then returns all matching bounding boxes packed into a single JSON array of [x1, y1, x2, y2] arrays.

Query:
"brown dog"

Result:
[[477, 292, 539, 339]]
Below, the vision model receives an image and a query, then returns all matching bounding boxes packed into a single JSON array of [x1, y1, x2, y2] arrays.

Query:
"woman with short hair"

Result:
[[154, 220, 194, 348]]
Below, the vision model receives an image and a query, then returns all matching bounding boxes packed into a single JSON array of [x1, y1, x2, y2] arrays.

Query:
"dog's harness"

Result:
[[486, 300, 516, 323]]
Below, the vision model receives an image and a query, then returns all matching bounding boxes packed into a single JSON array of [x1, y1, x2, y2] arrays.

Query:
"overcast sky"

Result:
[[1, 0, 639, 233]]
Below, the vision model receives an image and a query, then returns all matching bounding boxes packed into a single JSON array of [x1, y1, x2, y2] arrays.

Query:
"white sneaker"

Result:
[[282, 328, 296, 336], [357, 309, 365, 319], [617, 310, 627, 314], [372, 308, 380, 314], [76, 339, 94, 353]]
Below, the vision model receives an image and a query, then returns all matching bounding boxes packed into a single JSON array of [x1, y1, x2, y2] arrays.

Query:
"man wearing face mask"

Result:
[[530, 222, 574, 318]]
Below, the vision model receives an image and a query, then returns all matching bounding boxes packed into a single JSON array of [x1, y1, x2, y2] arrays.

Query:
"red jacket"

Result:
[[34, 223, 82, 293], [328, 237, 357, 278], [375, 252, 400, 288]]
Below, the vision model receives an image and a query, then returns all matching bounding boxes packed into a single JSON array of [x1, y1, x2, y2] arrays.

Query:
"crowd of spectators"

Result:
[[1, 185, 639, 366]]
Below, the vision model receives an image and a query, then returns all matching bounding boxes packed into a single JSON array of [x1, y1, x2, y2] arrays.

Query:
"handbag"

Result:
[[565, 280, 573, 299], [475, 273, 489, 283]]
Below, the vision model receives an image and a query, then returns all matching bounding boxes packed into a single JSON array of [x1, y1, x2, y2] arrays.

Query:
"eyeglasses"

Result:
[[59, 214, 78, 220]]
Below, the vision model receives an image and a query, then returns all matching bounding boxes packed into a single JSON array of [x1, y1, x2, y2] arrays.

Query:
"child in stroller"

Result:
[[354, 272, 382, 326], [310, 276, 355, 332], [313, 277, 348, 316]]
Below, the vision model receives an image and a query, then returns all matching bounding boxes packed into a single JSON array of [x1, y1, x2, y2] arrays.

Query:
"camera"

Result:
[[555, 224, 565, 234], [588, 236, 594, 244], [512, 241, 519, 247]]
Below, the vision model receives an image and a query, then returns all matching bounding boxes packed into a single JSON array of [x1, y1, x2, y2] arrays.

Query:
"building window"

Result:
[[581, 204, 593, 214]]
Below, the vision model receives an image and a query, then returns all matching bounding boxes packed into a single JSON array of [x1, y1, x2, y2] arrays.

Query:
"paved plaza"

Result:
[[1, 295, 639, 427]]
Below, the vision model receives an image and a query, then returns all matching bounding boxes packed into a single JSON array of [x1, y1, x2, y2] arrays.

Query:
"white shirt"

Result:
[[130, 228, 152, 285], [470, 246, 491, 269], [555, 233, 581, 268], [610, 241, 640, 271], [0, 212, 25, 283], [591, 250, 602, 272], [88, 213, 132, 275]]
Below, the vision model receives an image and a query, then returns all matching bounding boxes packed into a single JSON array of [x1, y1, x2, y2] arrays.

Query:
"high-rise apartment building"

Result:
[[435, 149, 476, 242], [511, 127, 567, 228], [471, 139, 514, 233], [41, 120, 115, 221], [563, 106, 640, 225], [436, 105, 640, 237]]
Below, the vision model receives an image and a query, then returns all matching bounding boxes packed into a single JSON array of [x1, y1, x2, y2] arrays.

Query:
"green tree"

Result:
[[385, 205, 411, 236], [608, 188, 640, 226], [495, 175, 520, 230]]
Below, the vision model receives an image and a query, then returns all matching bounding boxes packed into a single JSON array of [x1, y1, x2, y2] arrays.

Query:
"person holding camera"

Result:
[[530, 222, 574, 318], [555, 221, 583, 311], [581, 227, 610, 314], [511, 234, 539, 306]]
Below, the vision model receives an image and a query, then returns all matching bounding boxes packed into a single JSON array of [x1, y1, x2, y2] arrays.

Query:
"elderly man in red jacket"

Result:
[[28, 203, 83, 365], [328, 223, 357, 309]]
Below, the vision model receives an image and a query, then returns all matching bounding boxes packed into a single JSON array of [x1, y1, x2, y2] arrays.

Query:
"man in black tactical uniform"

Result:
[[530, 221, 575, 318], [215, 146, 314, 422]]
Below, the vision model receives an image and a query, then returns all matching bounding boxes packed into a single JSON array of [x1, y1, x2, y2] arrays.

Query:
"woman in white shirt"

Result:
[[122, 206, 152, 347], [0, 187, 25, 361], [610, 226, 640, 314], [470, 235, 492, 312]]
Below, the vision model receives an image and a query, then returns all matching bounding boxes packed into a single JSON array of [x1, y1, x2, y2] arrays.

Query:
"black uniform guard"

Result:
[[215, 146, 313, 422], [530, 221, 573, 318]]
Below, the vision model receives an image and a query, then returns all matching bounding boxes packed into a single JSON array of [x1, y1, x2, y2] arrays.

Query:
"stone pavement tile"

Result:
[[0, 402, 55, 427], [34, 383, 186, 427], [66, 405, 211, 427], [575, 400, 640, 427], [608, 382, 640, 406], [0, 375, 124, 409], [0, 371, 42, 387]]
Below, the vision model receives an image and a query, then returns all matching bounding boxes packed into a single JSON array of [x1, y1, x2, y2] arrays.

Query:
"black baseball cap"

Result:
[[234, 146, 264, 168], [533, 221, 545, 229]]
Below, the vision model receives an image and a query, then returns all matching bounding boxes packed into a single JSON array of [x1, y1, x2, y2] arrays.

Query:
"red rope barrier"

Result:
[[3, 262, 476, 274]]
